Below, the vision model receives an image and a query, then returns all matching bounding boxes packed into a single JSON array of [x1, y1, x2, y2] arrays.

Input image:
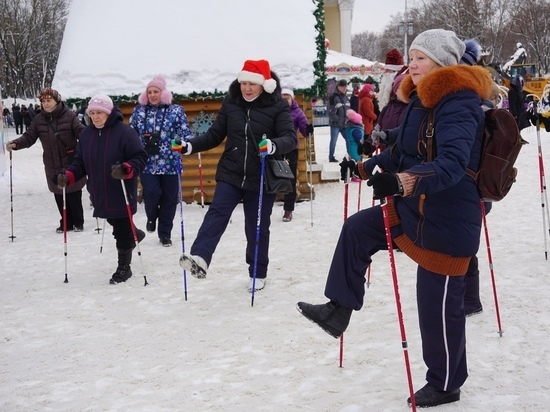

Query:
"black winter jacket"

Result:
[[188, 79, 298, 192]]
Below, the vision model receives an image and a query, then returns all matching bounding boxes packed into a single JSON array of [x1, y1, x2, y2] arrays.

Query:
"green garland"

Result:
[[312, 0, 327, 98], [66, 2, 326, 107]]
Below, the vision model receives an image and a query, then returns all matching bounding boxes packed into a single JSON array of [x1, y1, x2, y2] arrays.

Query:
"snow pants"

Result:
[[140, 173, 179, 240], [189, 181, 276, 279], [54, 189, 84, 229], [324, 204, 468, 392], [283, 149, 299, 212]]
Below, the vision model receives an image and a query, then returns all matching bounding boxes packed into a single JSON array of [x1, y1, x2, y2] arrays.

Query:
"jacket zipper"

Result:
[[242, 108, 250, 188]]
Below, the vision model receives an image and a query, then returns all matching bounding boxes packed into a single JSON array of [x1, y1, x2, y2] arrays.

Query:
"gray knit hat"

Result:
[[409, 29, 465, 67]]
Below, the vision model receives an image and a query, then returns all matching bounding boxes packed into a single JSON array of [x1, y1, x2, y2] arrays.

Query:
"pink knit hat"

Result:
[[138, 75, 173, 105], [346, 109, 362, 124], [86, 94, 114, 115]]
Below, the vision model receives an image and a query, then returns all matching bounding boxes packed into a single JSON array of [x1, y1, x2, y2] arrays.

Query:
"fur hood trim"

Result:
[[397, 65, 493, 108]]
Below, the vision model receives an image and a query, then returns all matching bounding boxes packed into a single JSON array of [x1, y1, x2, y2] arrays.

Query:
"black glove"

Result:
[[305, 124, 314, 136], [339, 158, 357, 182], [55, 174, 69, 188], [366, 172, 401, 200], [358, 138, 375, 157], [111, 163, 131, 180]]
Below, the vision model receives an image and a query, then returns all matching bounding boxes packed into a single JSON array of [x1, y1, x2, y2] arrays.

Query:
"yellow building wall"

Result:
[[324, 6, 342, 52]]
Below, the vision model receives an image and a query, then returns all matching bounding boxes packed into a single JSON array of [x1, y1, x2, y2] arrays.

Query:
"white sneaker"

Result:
[[179, 254, 208, 278], [248, 278, 266, 292]]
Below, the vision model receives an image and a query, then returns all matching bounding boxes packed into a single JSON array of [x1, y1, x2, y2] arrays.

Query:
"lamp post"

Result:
[[398, 0, 414, 64]]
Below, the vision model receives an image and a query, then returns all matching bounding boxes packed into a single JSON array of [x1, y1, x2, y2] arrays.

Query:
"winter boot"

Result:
[[296, 301, 353, 338], [464, 256, 483, 316], [179, 253, 208, 278], [109, 248, 133, 284], [407, 383, 460, 408]]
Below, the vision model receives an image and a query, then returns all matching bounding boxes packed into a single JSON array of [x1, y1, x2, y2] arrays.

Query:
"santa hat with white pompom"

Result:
[[237, 59, 277, 94]]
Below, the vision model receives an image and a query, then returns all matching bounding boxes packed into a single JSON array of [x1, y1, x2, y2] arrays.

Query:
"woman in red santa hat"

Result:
[[177, 59, 298, 292]]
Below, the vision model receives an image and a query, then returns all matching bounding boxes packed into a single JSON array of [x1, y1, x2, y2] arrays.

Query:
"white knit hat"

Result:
[[281, 87, 294, 97], [410, 29, 465, 67]]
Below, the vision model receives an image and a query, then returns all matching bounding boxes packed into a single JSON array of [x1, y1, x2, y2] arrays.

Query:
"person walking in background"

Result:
[[12, 102, 23, 134], [297, 29, 493, 408], [280, 87, 310, 222], [177, 59, 298, 292], [5, 88, 86, 233], [342, 109, 364, 162], [129, 75, 193, 247], [508, 74, 529, 130], [55, 94, 147, 285], [21, 105, 32, 131], [349, 83, 360, 112], [357, 83, 377, 137], [327, 79, 349, 162]]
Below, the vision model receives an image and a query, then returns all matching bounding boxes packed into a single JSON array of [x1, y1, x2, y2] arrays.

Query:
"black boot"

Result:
[[296, 301, 352, 338], [407, 383, 460, 408], [465, 256, 483, 316], [110, 248, 133, 284]]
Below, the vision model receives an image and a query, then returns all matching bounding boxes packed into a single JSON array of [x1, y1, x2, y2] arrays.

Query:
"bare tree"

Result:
[[0, 0, 69, 98], [351, 0, 550, 74]]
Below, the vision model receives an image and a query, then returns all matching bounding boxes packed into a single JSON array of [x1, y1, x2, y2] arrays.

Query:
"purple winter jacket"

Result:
[[289, 100, 309, 149]]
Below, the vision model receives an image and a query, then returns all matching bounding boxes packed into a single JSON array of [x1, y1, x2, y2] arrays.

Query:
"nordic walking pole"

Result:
[[307, 129, 314, 227], [8, 151, 16, 241], [120, 179, 147, 286], [95, 217, 102, 233], [381, 196, 416, 410], [251, 154, 267, 307], [197, 153, 205, 209], [480, 201, 503, 337], [99, 219, 106, 253], [535, 118, 549, 260], [177, 158, 188, 300], [366, 147, 380, 289], [62, 186, 69, 283], [339, 164, 351, 368]]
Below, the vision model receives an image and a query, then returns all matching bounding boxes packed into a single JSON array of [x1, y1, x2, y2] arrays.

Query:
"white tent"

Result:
[[53, 0, 318, 98], [325, 50, 383, 80]]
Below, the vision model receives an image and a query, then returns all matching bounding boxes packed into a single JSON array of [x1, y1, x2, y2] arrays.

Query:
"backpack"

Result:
[[426, 107, 528, 202]]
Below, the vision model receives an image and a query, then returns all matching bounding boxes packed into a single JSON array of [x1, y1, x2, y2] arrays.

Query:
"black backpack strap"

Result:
[[425, 109, 436, 161]]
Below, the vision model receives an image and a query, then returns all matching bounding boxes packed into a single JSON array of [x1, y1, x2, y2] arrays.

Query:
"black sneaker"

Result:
[[146, 220, 156, 233], [407, 383, 460, 408], [296, 301, 352, 338], [56, 225, 74, 233], [329, 157, 338, 163], [74, 225, 84, 232], [160, 237, 172, 247]]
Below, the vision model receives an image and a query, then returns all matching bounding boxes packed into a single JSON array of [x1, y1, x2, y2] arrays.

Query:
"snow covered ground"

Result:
[[1, 125, 550, 411]]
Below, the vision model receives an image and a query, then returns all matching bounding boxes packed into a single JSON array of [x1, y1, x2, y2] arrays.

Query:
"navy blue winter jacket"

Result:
[[66, 107, 147, 219]]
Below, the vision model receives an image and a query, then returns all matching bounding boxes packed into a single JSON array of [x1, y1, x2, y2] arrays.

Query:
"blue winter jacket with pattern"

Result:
[[129, 103, 193, 175], [363, 65, 493, 274], [66, 107, 147, 219]]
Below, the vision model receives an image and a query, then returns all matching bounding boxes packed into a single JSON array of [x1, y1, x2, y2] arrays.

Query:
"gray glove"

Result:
[[5, 141, 16, 152], [56, 174, 69, 188], [370, 130, 387, 146]]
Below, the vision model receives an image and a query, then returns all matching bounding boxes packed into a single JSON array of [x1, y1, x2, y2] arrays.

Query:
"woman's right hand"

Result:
[[5, 141, 16, 152]]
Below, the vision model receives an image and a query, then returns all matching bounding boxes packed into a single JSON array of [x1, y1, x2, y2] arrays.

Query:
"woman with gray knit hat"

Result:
[[297, 29, 494, 408], [6, 87, 87, 233]]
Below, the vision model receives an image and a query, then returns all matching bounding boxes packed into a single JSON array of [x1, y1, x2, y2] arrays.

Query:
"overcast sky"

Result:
[[352, 0, 412, 34]]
